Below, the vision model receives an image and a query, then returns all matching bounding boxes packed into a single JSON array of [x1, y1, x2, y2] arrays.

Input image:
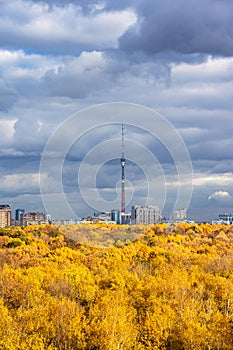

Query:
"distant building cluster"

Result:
[[0, 205, 52, 228], [0, 203, 192, 228], [212, 214, 233, 225], [79, 206, 161, 225], [80, 206, 189, 225], [1, 202, 231, 227]]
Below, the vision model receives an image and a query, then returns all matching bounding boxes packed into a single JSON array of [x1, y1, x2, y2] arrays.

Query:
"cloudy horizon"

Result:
[[1, 0, 233, 221]]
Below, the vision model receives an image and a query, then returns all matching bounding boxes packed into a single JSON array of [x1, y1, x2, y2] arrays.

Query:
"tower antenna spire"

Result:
[[121, 124, 126, 223], [122, 124, 125, 157]]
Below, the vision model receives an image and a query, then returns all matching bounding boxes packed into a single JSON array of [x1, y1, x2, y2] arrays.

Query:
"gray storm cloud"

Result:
[[119, 0, 233, 57]]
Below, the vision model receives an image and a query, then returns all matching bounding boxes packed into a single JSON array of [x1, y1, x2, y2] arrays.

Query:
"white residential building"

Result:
[[131, 205, 161, 224], [171, 208, 187, 223]]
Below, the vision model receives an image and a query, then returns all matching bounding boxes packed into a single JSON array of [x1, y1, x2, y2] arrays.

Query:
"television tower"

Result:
[[121, 124, 126, 223]]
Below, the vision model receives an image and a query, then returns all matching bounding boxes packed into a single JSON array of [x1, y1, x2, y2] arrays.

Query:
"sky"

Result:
[[1, 0, 233, 221]]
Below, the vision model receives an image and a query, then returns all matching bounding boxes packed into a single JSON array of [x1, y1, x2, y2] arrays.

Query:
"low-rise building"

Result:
[[212, 214, 233, 225], [20, 212, 46, 226], [121, 212, 131, 225]]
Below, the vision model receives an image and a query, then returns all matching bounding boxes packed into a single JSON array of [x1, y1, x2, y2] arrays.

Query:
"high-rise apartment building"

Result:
[[171, 208, 187, 223], [111, 209, 120, 224], [0, 205, 11, 227], [15, 208, 25, 221], [131, 205, 161, 224]]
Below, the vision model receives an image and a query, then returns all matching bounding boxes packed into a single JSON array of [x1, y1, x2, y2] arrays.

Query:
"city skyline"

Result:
[[0, 1, 233, 221]]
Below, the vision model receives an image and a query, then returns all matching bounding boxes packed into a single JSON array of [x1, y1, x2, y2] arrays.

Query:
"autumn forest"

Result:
[[1, 222, 233, 349]]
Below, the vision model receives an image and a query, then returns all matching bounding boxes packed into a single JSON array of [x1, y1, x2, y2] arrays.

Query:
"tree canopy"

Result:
[[1, 222, 233, 349]]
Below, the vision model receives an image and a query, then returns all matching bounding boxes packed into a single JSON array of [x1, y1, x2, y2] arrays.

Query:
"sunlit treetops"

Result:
[[1, 222, 233, 349]]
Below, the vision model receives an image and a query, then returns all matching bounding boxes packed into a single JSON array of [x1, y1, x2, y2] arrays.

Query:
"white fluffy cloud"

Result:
[[0, 119, 16, 148], [0, 173, 40, 194], [0, 1, 137, 52], [208, 191, 233, 201]]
